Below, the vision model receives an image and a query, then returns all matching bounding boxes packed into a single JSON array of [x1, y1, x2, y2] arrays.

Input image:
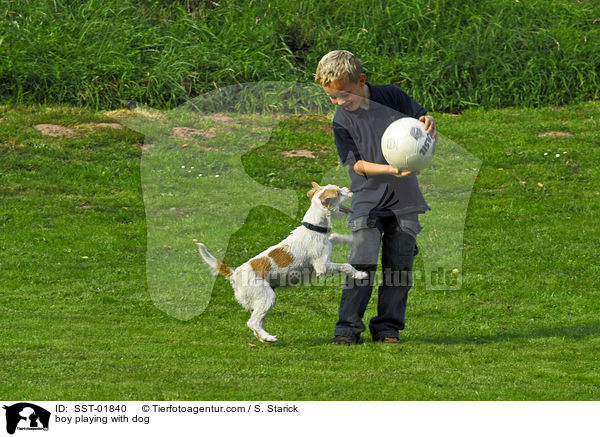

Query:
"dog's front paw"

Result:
[[329, 233, 352, 245], [353, 271, 369, 280], [313, 266, 326, 277]]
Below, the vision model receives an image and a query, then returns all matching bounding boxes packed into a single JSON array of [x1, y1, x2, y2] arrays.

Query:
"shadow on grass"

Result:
[[286, 324, 600, 348], [411, 324, 600, 345]]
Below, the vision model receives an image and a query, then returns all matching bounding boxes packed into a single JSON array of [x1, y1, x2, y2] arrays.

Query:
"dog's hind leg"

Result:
[[246, 286, 277, 343]]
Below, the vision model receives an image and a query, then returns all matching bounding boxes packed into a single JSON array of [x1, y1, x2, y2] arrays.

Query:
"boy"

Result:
[[315, 50, 437, 345]]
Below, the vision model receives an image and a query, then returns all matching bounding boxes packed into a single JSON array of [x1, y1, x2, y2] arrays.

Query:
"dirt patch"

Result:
[[203, 113, 236, 125], [139, 143, 153, 152], [102, 107, 164, 121], [34, 122, 126, 137], [282, 149, 317, 159], [538, 131, 574, 138], [33, 124, 78, 137], [102, 109, 136, 118], [212, 114, 233, 124], [171, 126, 216, 140], [78, 122, 124, 130], [135, 107, 165, 120], [319, 125, 333, 135]]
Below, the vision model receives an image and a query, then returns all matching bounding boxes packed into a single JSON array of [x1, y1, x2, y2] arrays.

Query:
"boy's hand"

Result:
[[419, 115, 438, 141], [389, 166, 419, 178]]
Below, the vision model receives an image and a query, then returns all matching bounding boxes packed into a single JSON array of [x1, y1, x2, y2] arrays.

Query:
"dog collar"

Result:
[[302, 221, 331, 234]]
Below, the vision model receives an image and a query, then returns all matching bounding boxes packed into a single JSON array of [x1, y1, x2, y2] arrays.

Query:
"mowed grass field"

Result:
[[1, 102, 599, 400]]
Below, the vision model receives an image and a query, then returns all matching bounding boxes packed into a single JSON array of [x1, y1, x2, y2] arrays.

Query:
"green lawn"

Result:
[[0, 102, 599, 400]]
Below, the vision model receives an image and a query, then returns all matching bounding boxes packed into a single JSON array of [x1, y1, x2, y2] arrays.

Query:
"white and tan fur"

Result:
[[196, 182, 367, 342]]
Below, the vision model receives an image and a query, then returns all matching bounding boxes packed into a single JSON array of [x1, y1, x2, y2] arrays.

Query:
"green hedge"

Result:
[[1, 0, 599, 111]]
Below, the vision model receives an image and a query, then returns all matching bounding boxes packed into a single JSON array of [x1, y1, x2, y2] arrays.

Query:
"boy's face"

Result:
[[322, 73, 368, 112]]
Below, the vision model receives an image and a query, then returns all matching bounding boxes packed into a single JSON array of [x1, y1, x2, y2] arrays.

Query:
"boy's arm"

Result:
[[333, 121, 361, 167], [353, 160, 417, 178]]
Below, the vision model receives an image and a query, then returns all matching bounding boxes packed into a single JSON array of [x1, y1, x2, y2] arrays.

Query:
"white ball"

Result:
[[381, 117, 436, 171]]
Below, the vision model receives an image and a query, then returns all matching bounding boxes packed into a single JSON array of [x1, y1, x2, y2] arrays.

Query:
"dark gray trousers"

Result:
[[334, 215, 418, 341]]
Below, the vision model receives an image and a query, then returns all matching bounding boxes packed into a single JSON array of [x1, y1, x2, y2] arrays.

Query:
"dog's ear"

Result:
[[307, 182, 321, 199], [319, 188, 339, 210]]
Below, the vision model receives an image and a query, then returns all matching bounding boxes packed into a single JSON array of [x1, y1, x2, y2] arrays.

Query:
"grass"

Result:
[[1, 0, 599, 111], [0, 101, 599, 400]]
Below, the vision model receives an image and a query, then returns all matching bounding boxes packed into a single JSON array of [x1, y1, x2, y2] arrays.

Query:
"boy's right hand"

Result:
[[389, 166, 419, 178]]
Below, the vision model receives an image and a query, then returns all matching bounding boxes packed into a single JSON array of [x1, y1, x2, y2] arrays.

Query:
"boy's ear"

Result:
[[307, 182, 321, 199]]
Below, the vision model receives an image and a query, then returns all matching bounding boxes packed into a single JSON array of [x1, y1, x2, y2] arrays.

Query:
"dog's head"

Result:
[[307, 182, 353, 215]]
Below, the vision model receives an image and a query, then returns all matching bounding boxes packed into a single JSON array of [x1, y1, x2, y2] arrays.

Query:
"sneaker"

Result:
[[331, 335, 358, 346]]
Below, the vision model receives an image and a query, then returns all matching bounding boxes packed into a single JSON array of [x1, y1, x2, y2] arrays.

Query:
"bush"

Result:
[[1, 0, 599, 111]]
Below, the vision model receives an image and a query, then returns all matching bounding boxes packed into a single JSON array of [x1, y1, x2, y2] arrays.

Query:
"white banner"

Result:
[[0, 401, 597, 437]]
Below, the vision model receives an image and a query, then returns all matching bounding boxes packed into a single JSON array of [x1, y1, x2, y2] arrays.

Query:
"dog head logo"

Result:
[[3, 403, 50, 435]]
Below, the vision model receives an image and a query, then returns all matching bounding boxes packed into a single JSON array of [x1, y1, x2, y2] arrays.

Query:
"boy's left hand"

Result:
[[419, 115, 438, 141]]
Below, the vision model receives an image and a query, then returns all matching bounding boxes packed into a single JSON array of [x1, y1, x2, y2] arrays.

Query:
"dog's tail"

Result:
[[196, 243, 234, 278]]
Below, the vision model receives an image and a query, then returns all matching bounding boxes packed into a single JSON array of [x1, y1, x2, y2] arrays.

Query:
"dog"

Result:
[[196, 182, 368, 342]]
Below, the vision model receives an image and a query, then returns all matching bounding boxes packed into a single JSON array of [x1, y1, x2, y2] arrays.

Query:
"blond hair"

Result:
[[314, 50, 362, 87]]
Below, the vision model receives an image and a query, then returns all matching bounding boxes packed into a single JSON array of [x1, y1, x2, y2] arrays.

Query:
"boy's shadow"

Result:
[[297, 324, 600, 347], [410, 323, 600, 345]]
